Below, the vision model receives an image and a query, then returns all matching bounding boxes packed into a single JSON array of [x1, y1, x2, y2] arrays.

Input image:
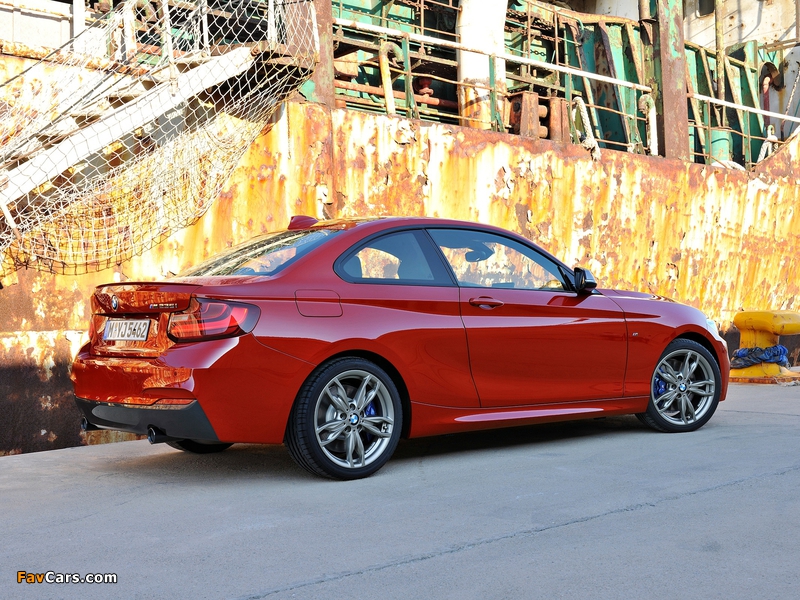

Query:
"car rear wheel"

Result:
[[286, 357, 402, 480], [166, 440, 233, 454], [637, 339, 721, 432]]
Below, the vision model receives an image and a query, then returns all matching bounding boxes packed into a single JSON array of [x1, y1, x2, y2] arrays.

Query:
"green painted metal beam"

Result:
[[654, 0, 689, 160]]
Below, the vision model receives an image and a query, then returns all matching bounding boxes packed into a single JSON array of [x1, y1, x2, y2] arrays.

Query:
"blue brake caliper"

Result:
[[653, 369, 668, 401], [364, 402, 377, 443]]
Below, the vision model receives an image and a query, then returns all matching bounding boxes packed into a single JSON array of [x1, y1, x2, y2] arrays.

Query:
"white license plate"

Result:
[[104, 319, 150, 342]]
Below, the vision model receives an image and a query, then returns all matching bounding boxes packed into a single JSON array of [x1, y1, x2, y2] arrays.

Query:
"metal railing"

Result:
[[332, 14, 800, 170], [334, 0, 460, 42], [332, 16, 654, 152], [689, 93, 800, 168]]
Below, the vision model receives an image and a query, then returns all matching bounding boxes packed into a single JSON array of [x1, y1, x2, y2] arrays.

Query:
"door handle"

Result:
[[469, 296, 504, 309]]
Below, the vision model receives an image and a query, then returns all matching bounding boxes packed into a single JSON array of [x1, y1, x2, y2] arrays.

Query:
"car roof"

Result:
[[297, 215, 519, 235], [291, 215, 571, 274]]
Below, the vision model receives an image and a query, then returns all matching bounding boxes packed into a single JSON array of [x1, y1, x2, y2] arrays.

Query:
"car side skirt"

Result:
[[407, 397, 650, 438]]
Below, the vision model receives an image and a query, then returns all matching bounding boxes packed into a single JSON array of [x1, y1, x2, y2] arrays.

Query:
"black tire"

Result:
[[285, 357, 403, 480], [637, 338, 721, 432], [166, 440, 233, 454]]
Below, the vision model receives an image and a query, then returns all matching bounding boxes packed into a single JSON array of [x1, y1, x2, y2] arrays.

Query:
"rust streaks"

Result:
[[4, 100, 800, 454]]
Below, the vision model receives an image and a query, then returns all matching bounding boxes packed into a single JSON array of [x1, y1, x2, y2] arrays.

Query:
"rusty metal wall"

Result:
[[328, 105, 800, 326], [3, 99, 800, 454], [0, 98, 327, 455]]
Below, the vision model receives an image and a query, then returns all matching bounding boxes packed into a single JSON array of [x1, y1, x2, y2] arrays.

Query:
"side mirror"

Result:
[[573, 267, 597, 294]]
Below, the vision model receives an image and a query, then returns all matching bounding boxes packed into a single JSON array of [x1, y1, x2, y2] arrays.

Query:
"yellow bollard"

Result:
[[729, 311, 800, 382]]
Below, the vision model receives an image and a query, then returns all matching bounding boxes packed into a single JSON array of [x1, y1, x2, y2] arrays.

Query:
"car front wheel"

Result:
[[637, 339, 721, 432], [286, 357, 403, 480]]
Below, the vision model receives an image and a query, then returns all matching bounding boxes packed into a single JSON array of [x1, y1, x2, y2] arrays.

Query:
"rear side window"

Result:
[[337, 230, 452, 285], [183, 229, 340, 276]]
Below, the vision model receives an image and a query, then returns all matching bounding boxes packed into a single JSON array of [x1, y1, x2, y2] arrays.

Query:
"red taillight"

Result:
[[167, 298, 260, 342]]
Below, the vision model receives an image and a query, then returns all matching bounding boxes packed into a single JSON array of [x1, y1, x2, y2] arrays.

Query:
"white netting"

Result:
[[0, 0, 317, 277]]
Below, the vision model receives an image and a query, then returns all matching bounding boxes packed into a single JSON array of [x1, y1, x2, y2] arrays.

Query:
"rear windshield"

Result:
[[182, 229, 340, 276]]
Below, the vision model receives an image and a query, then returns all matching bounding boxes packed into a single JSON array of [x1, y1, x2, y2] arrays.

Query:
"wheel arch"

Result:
[[639, 334, 723, 432], [313, 349, 412, 439], [674, 332, 721, 367]]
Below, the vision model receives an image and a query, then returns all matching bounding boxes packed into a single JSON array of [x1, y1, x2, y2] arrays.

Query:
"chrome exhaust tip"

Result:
[[147, 426, 169, 444], [80, 417, 99, 432]]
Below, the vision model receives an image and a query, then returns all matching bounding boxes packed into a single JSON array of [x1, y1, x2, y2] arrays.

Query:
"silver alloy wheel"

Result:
[[651, 348, 716, 426], [314, 369, 395, 469]]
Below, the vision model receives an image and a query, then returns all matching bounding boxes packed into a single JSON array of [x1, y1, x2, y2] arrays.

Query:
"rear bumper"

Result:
[[71, 333, 316, 444], [75, 397, 220, 442]]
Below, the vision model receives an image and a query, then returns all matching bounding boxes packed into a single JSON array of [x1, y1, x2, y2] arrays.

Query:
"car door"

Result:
[[334, 228, 480, 408], [426, 228, 628, 408]]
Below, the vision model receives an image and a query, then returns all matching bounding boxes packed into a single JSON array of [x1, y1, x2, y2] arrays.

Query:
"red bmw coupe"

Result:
[[72, 216, 729, 479]]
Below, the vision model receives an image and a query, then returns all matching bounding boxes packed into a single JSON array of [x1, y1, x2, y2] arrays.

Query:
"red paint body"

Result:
[[72, 217, 730, 444]]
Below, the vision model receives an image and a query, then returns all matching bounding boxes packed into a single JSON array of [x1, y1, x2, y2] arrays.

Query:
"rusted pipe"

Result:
[[638, 94, 658, 156], [379, 42, 403, 115], [638, 0, 652, 21], [334, 80, 459, 111], [714, 0, 726, 118]]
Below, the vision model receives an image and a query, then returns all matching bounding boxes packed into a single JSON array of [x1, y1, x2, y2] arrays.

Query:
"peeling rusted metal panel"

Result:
[[0, 328, 137, 454], [3, 99, 800, 454], [325, 104, 799, 328]]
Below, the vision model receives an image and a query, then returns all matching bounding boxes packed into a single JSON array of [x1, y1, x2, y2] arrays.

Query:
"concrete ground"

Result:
[[1, 383, 799, 599]]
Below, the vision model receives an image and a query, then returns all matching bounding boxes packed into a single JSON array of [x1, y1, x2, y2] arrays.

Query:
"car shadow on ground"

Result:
[[392, 414, 646, 462], [100, 414, 648, 483]]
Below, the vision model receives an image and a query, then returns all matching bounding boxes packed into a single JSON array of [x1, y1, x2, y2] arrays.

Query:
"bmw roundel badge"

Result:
[[111, 295, 119, 311]]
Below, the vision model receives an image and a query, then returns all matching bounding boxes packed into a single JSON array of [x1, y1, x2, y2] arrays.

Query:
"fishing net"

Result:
[[0, 0, 317, 278]]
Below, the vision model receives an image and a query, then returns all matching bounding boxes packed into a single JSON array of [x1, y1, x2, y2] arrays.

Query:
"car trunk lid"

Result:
[[90, 283, 201, 357]]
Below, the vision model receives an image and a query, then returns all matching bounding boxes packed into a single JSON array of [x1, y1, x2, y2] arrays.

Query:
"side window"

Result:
[[427, 229, 566, 291], [356, 247, 401, 279], [337, 230, 452, 285]]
